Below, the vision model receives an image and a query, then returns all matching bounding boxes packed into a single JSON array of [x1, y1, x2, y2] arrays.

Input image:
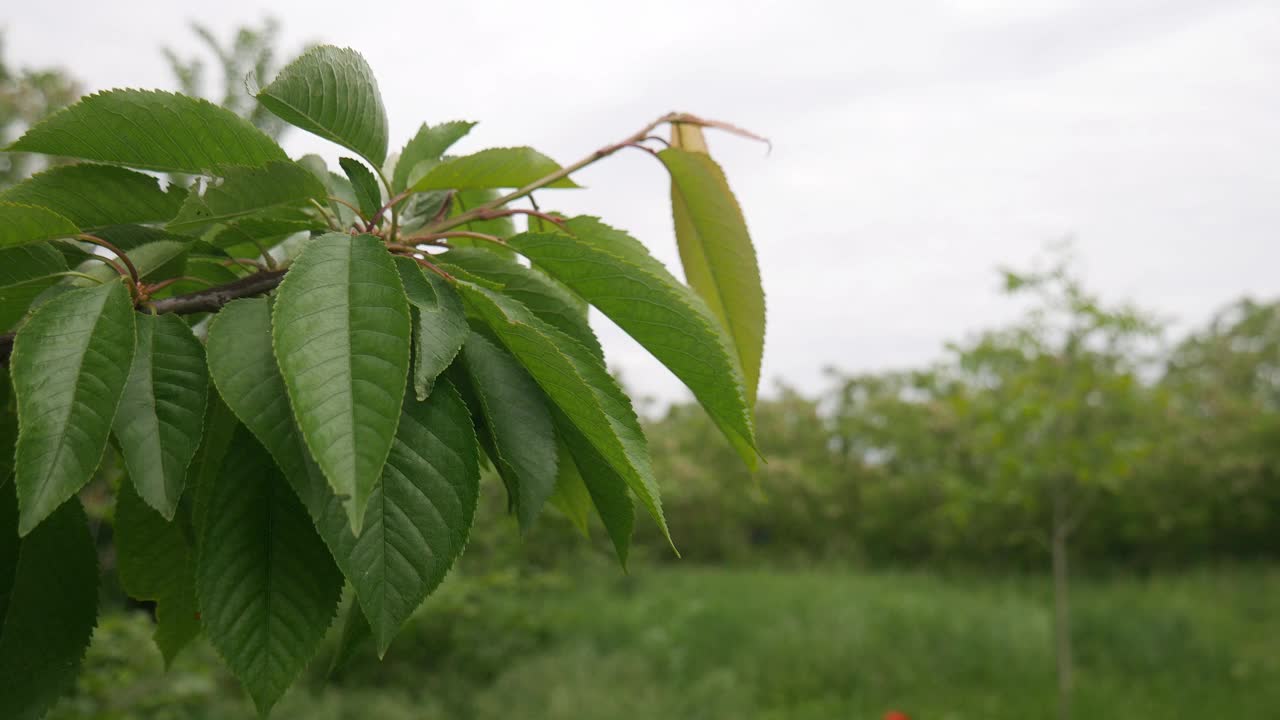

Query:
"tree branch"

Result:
[[0, 269, 287, 366]]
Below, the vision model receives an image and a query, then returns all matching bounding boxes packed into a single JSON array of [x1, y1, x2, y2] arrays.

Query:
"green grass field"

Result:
[[54, 565, 1280, 719]]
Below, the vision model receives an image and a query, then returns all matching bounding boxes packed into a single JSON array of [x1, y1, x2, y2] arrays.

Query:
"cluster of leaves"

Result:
[[0, 45, 766, 717]]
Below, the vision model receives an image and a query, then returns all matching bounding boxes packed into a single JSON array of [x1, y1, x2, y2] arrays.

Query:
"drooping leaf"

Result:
[[0, 202, 78, 248], [168, 160, 327, 232], [272, 233, 411, 534], [442, 247, 602, 357], [549, 440, 593, 537], [455, 282, 670, 547], [326, 598, 372, 677], [392, 120, 475, 192], [12, 281, 135, 535], [7, 89, 286, 173], [661, 147, 766, 404], [195, 428, 342, 716], [0, 487, 97, 720], [333, 378, 479, 654], [552, 410, 634, 565], [112, 313, 208, 518], [0, 163, 187, 229], [409, 147, 580, 192], [206, 298, 333, 523], [114, 480, 200, 666], [207, 301, 478, 656], [258, 45, 389, 166], [0, 244, 67, 332], [395, 257, 467, 400], [339, 157, 382, 220], [186, 391, 239, 543], [510, 216, 759, 467], [458, 332, 557, 531]]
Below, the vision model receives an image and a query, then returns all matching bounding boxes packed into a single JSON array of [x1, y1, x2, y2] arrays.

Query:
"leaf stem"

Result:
[[328, 195, 368, 226], [77, 233, 140, 288], [373, 165, 399, 241], [422, 112, 726, 234]]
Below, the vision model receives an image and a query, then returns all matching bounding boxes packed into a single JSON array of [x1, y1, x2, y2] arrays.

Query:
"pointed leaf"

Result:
[[115, 480, 199, 665], [395, 257, 467, 400], [549, 440, 593, 537], [8, 89, 286, 173], [272, 233, 411, 533], [258, 46, 389, 166], [0, 202, 78, 248], [112, 314, 208, 518], [443, 247, 602, 357], [456, 282, 670, 547], [0, 487, 97, 720], [552, 411, 634, 565], [392, 120, 475, 192], [661, 147, 766, 404], [0, 163, 186, 230], [409, 147, 580, 192], [334, 378, 479, 654], [12, 281, 135, 534], [458, 332, 556, 530], [168, 160, 327, 232], [208, 300, 477, 655], [195, 429, 342, 715], [339, 157, 382, 220], [206, 298, 333, 526], [510, 217, 759, 467]]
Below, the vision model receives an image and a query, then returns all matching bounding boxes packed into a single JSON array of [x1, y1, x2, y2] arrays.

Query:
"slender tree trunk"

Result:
[[1051, 481, 1073, 720]]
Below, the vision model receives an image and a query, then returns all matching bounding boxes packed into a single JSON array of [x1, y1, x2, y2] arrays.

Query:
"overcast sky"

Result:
[[7, 0, 1279, 405]]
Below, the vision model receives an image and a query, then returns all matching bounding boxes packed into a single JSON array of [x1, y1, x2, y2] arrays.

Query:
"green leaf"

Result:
[[187, 391, 239, 543], [409, 147, 580, 192], [207, 301, 477, 656], [442, 247, 602, 357], [195, 428, 342, 716], [0, 202, 78, 248], [114, 479, 200, 666], [206, 298, 332, 523], [395, 257, 467, 401], [552, 411, 634, 565], [272, 233, 412, 534], [334, 378, 479, 654], [455, 282, 670, 548], [168, 160, 327, 232], [510, 216, 759, 467], [459, 332, 556, 530], [326, 596, 371, 677], [209, 213, 322, 251], [443, 189, 517, 253], [7, 89, 286, 173], [112, 314, 208, 518], [0, 487, 97, 720], [549, 440, 593, 537], [258, 46, 389, 166], [0, 244, 67, 332], [0, 163, 187, 230], [661, 147, 766, 404], [339, 157, 382, 220], [392, 121, 475, 192], [12, 281, 135, 534]]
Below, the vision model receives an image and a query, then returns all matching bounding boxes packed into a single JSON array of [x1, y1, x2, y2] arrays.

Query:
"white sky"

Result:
[[7, 0, 1280, 405]]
